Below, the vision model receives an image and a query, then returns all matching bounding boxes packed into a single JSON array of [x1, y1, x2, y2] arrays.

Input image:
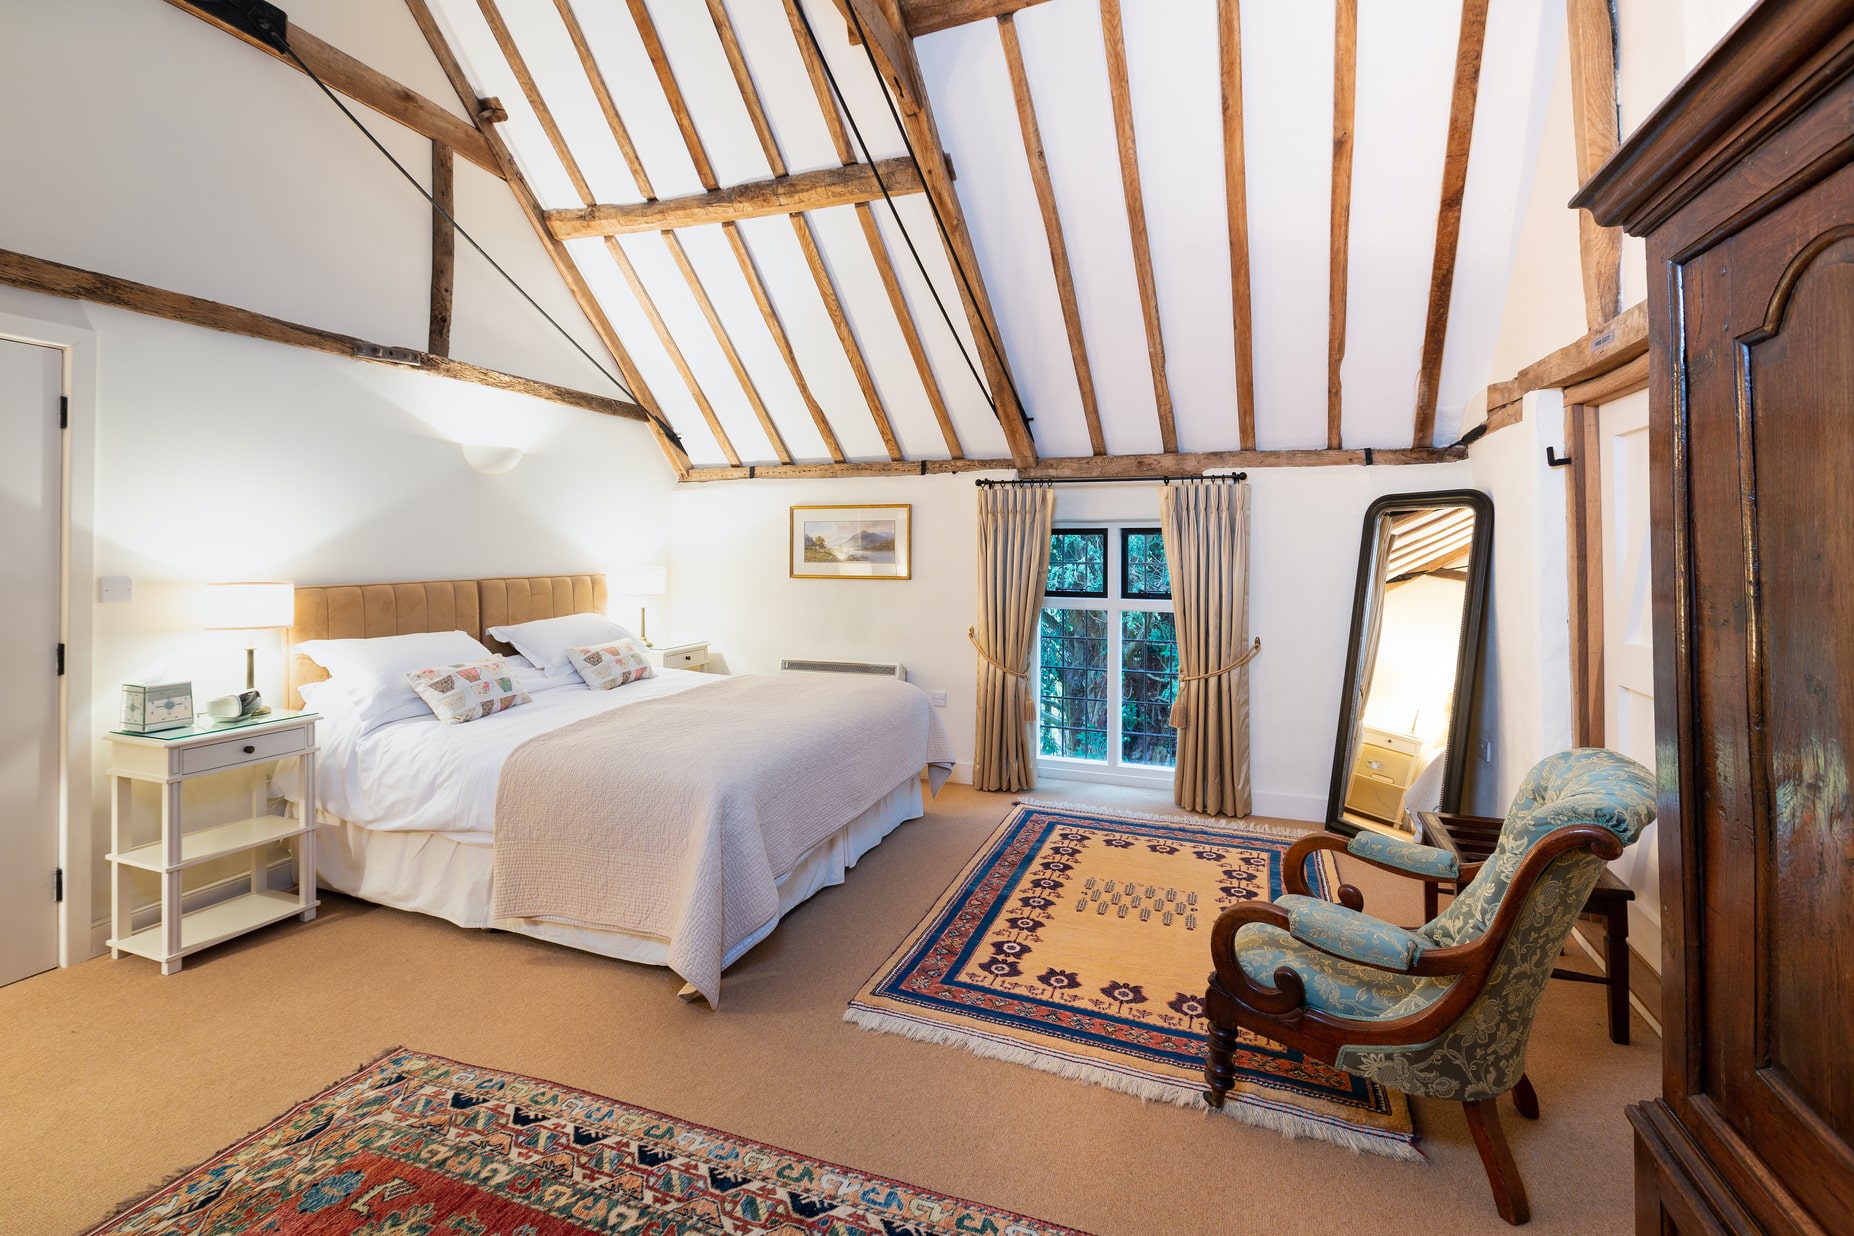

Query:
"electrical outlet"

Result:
[[929, 690, 948, 707], [100, 576, 133, 603], [1479, 737, 1493, 764]]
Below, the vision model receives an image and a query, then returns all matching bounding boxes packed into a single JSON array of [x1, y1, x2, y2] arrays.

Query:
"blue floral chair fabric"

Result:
[[1206, 747, 1656, 1225]]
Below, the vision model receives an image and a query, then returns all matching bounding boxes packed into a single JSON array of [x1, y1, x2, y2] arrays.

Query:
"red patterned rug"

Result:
[[86, 1048, 1088, 1235]]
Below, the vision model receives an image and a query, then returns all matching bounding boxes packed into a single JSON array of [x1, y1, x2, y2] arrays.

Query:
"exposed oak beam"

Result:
[[858, 203, 964, 458], [684, 457, 1010, 482], [1562, 351, 1649, 405], [163, 0, 500, 176], [428, 140, 455, 356], [626, 0, 717, 191], [663, 232, 792, 463], [0, 248, 647, 422], [1000, 12, 1104, 456], [1411, 0, 1491, 447], [552, 0, 656, 199], [406, 0, 688, 473], [545, 160, 925, 240], [607, 235, 744, 466], [792, 214, 904, 460], [839, 0, 926, 115], [1566, 0, 1623, 329], [708, 0, 787, 178], [1328, 0, 1358, 450], [724, 222, 845, 461], [1486, 301, 1648, 408], [811, 0, 1039, 466], [1101, 0, 1176, 453], [680, 445, 1468, 482], [1219, 0, 1256, 451], [901, 0, 1054, 36]]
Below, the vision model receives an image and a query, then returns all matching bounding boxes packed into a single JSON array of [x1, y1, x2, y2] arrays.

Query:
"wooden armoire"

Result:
[[1573, 0, 1854, 1231]]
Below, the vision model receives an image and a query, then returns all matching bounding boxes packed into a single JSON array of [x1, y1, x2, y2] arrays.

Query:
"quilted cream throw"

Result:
[[492, 674, 954, 1006]]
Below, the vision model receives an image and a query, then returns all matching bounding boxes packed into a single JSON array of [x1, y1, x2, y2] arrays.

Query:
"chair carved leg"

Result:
[[1464, 1097, 1531, 1225], [1512, 1073, 1540, 1119], [1203, 1018, 1237, 1109]]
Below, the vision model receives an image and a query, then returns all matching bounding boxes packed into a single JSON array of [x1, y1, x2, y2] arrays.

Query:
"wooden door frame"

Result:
[[1563, 362, 1651, 749], [0, 299, 97, 970]]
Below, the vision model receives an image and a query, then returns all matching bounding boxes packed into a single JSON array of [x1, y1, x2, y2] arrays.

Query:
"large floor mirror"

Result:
[[1326, 490, 1493, 835]]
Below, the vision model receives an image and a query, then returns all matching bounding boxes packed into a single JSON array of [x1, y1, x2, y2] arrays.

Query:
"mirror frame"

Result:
[[1324, 488, 1494, 836]]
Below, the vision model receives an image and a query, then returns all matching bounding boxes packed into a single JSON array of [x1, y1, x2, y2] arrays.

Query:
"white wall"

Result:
[[669, 461, 1473, 817]]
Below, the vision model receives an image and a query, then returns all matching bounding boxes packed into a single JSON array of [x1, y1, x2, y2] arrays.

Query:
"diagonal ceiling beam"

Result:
[[1327, 0, 1357, 451], [901, 0, 1054, 37], [1219, 0, 1256, 452], [403, 0, 690, 475], [1411, 0, 1491, 448], [163, 0, 500, 176], [545, 160, 925, 239], [834, 0, 1039, 467], [1566, 0, 1622, 329], [1100, 0, 1175, 453]]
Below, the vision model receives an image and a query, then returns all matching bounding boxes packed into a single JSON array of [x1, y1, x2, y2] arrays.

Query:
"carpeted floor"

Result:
[[0, 781, 1658, 1235]]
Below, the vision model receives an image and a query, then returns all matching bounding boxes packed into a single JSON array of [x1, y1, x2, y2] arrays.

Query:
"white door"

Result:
[[0, 338, 63, 987], [1598, 388, 1658, 965]]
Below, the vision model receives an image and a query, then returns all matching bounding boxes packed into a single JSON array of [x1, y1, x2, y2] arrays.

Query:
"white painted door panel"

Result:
[[0, 338, 62, 987], [1599, 389, 1658, 967]]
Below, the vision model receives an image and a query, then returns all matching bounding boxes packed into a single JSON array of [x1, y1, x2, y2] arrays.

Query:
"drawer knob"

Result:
[[242, 745, 256, 754]]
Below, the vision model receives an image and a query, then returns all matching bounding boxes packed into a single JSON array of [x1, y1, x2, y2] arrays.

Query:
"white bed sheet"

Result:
[[277, 668, 720, 843]]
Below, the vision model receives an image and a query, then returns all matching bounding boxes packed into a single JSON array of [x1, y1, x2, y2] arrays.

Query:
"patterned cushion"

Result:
[[567, 639, 655, 690], [1348, 831, 1459, 880], [1233, 923, 1454, 1022], [405, 657, 531, 723], [1277, 894, 1425, 970]]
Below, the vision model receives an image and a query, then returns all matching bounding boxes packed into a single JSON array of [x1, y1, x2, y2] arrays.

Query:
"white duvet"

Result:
[[276, 668, 721, 844]]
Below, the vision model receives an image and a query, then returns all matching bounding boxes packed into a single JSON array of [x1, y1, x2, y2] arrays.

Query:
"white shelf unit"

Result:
[[105, 712, 319, 974]]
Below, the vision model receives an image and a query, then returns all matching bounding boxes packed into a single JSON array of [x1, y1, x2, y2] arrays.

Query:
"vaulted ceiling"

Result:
[[405, 0, 1556, 478]]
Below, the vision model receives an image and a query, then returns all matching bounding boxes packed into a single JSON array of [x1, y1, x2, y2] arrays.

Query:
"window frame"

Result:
[[1043, 527, 1109, 599], [1037, 522, 1177, 786], [1119, 526, 1171, 599]]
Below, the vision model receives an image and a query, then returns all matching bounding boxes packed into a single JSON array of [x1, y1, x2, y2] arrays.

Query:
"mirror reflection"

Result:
[[1330, 492, 1492, 834]]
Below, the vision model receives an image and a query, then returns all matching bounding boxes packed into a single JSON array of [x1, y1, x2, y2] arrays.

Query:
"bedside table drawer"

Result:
[[655, 646, 707, 670], [181, 726, 308, 775]]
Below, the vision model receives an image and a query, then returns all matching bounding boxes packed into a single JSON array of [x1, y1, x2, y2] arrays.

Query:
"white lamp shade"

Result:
[[205, 581, 296, 630], [611, 565, 667, 596], [462, 444, 523, 474]]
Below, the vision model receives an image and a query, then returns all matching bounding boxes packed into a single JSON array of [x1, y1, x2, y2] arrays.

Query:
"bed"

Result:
[[275, 575, 953, 1005]]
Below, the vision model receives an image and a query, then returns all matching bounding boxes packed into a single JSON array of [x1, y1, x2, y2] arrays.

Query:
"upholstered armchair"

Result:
[[1204, 749, 1656, 1224]]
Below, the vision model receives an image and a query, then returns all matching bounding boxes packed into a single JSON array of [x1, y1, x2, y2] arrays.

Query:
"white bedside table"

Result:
[[105, 709, 320, 974], [644, 640, 710, 672]]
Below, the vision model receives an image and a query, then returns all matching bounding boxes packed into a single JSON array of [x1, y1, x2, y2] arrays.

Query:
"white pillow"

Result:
[[486, 612, 633, 678], [295, 630, 493, 730]]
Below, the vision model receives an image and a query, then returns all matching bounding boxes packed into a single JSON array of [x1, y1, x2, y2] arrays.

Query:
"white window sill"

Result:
[[1036, 758, 1174, 789]]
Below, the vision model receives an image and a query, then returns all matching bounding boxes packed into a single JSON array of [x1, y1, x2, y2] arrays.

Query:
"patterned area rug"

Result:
[[847, 801, 1420, 1161], [87, 1048, 1090, 1235]]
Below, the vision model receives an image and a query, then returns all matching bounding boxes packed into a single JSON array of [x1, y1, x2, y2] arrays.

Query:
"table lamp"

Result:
[[610, 565, 667, 647], [205, 581, 295, 716]]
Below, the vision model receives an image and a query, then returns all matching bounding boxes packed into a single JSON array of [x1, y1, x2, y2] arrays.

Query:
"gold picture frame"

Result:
[[789, 504, 912, 580]]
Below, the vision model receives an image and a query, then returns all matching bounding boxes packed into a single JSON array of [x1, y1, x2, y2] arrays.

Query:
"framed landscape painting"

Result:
[[790, 504, 912, 580]]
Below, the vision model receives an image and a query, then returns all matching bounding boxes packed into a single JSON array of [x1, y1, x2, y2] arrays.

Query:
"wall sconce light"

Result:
[[462, 444, 523, 474]]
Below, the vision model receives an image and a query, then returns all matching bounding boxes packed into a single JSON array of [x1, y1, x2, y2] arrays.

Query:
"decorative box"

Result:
[[120, 681, 194, 733]]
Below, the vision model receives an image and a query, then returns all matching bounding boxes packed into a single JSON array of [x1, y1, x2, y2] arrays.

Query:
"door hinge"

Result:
[[59, 395, 68, 429], [56, 643, 65, 676], [54, 868, 64, 902]]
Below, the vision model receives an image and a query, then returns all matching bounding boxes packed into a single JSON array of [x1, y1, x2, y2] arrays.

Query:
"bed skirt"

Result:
[[312, 775, 925, 972]]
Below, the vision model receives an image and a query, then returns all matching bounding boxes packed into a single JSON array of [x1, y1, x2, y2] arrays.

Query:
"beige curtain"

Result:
[[1160, 479, 1259, 816], [971, 485, 1055, 792]]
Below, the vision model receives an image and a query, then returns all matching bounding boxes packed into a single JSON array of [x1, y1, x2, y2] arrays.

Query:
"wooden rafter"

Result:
[[552, 0, 656, 199], [792, 213, 904, 460], [428, 140, 455, 357], [857, 203, 963, 457], [901, 0, 1055, 36], [163, 0, 499, 176], [723, 221, 845, 461], [1100, 0, 1176, 453], [404, 0, 689, 475], [662, 231, 792, 463], [685, 457, 1009, 482], [482, 0, 746, 465], [1485, 301, 1647, 409], [0, 248, 647, 422], [1327, 0, 1357, 451], [545, 160, 925, 239], [707, 0, 786, 178], [1566, 0, 1622, 329], [1411, 0, 1491, 448], [999, 12, 1103, 456], [626, 0, 718, 191], [680, 444, 1466, 483], [1219, 0, 1256, 451], [824, 0, 1039, 466]]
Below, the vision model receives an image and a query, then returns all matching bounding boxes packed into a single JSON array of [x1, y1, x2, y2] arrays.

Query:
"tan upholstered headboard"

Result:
[[286, 574, 608, 708]]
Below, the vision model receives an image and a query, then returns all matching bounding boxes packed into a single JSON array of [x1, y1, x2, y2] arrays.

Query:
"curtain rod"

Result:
[[975, 473, 1246, 487]]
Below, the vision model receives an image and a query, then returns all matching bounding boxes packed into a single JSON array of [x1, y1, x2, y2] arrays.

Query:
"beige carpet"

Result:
[[0, 781, 1658, 1235]]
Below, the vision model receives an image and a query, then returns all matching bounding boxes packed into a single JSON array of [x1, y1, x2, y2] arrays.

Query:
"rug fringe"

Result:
[[1010, 797, 1315, 842], [843, 1006, 1422, 1164]]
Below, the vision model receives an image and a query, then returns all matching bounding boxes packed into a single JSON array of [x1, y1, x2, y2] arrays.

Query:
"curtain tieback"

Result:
[[969, 627, 1036, 722], [1169, 637, 1262, 728]]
